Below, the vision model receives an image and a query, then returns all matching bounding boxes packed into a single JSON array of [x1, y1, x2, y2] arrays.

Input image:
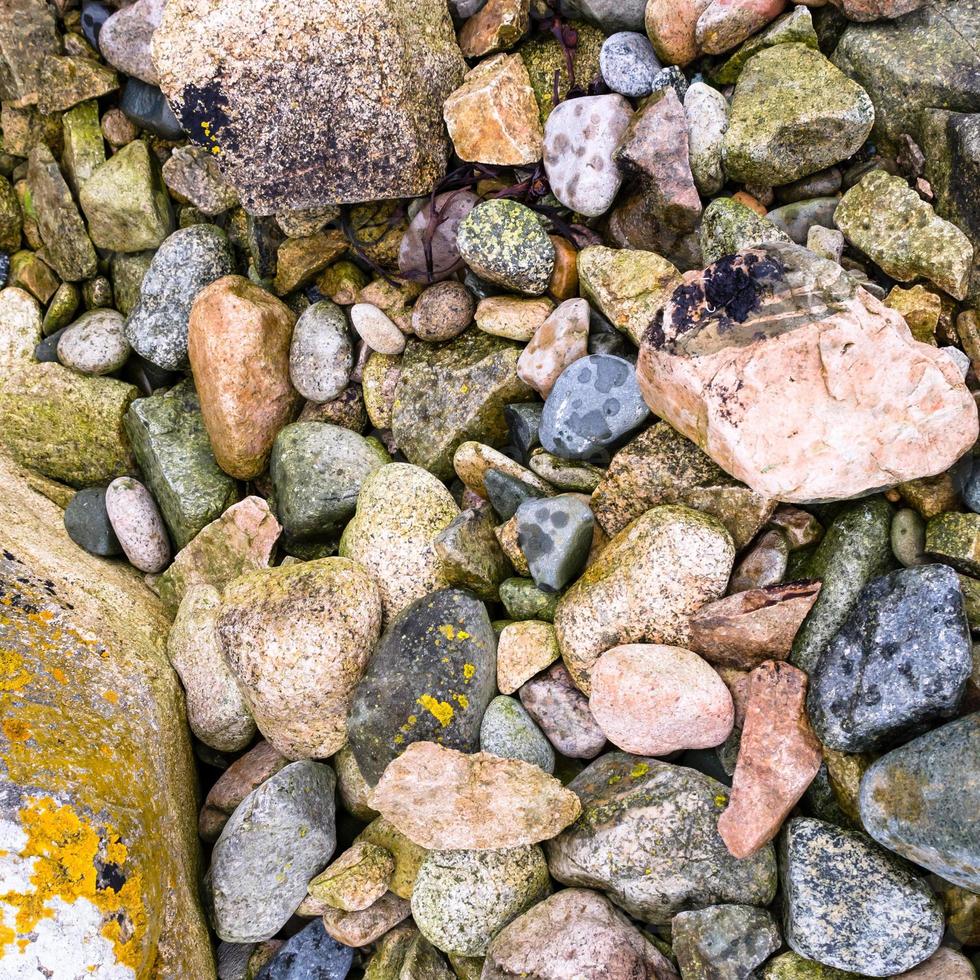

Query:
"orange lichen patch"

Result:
[[51, 667, 67, 684], [1, 719, 31, 742], [0, 649, 32, 692], [0, 797, 146, 971], [102, 691, 119, 705]]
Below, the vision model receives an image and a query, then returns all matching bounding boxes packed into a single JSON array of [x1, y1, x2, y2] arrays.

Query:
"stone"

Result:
[[308, 842, 394, 912], [0, 455, 214, 977], [153, 0, 465, 212], [322, 894, 412, 949], [688, 582, 821, 668], [254, 919, 353, 980], [519, 661, 607, 759], [780, 817, 944, 976], [99, 0, 163, 85], [546, 754, 777, 922], [412, 281, 474, 342], [0, 362, 137, 488], [835, 169, 974, 300], [480, 696, 556, 773], [637, 243, 978, 502], [288, 300, 353, 404], [188, 275, 300, 480], [361, 352, 400, 430], [807, 225, 845, 264], [210, 760, 336, 943], [37, 55, 118, 114], [517, 297, 589, 398], [542, 94, 633, 217], [590, 644, 734, 755], [0, 287, 40, 369], [104, 475, 171, 574], [0, 0, 59, 104], [0, 177, 22, 253], [125, 224, 235, 371], [892, 507, 926, 567], [696, 0, 787, 56], [399, 191, 479, 283], [722, 44, 874, 186], [57, 308, 130, 376], [118, 77, 183, 139], [699, 197, 793, 264], [476, 296, 553, 342], [712, 6, 818, 84], [454, 441, 551, 499], [7, 251, 57, 306], [644, 0, 712, 66], [860, 712, 980, 892], [884, 285, 942, 345], [27, 144, 97, 282], [760, 952, 863, 979], [162, 144, 239, 217], [459, 0, 530, 58], [444, 54, 543, 166], [577, 245, 682, 346], [831, 0, 930, 17], [599, 32, 661, 98], [168, 584, 256, 752], [433, 506, 510, 601], [124, 379, 239, 549], [766, 198, 839, 247], [339, 463, 459, 620], [497, 620, 560, 694], [482, 887, 677, 980], [366, 742, 582, 850], [672, 905, 781, 980], [892, 948, 978, 980], [355, 817, 427, 900], [391, 331, 531, 481], [110, 251, 153, 319], [515, 494, 594, 593], [729, 530, 788, 593], [101, 106, 140, 147], [554, 504, 735, 692], [38, 286, 78, 339], [808, 564, 971, 753], [350, 303, 405, 355], [64, 486, 121, 557], [519, 22, 605, 123], [926, 512, 980, 576], [411, 846, 550, 957], [347, 588, 496, 785], [684, 82, 730, 197], [485, 470, 547, 521], [300, 385, 367, 433], [529, 449, 604, 493], [217, 558, 382, 758]]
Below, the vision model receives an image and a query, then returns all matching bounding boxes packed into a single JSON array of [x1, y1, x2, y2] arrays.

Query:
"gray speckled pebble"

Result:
[[57, 308, 131, 375], [515, 494, 594, 594], [672, 904, 781, 980], [289, 300, 353, 404], [104, 475, 171, 573], [485, 468, 546, 521], [599, 32, 661, 98], [64, 486, 122, 557], [480, 695, 556, 773], [255, 919, 353, 980]]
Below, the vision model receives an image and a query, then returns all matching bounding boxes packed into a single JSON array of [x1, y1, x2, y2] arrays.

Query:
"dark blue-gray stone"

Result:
[[484, 468, 545, 521], [35, 327, 66, 362], [587, 308, 632, 358], [672, 904, 781, 980], [504, 402, 542, 460], [860, 712, 980, 892], [120, 77, 184, 139], [780, 816, 944, 976], [515, 494, 594, 594], [81, 0, 111, 49], [347, 588, 496, 786], [540, 354, 650, 461], [255, 919, 353, 980], [64, 487, 122, 557], [807, 564, 971, 753]]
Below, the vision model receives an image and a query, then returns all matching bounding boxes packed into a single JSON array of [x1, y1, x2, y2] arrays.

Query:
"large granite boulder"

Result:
[[151, 0, 466, 212], [0, 454, 214, 978]]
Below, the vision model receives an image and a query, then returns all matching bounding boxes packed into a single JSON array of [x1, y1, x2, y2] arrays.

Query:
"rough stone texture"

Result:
[[808, 565, 971, 753], [516, 494, 595, 593], [517, 297, 590, 397], [217, 559, 382, 759], [458, 0, 530, 58], [433, 505, 511, 601], [322, 893, 412, 948], [57, 309, 131, 377], [520, 661, 607, 759], [367, 742, 582, 850], [355, 817, 427, 900], [554, 504, 734, 693], [153, 0, 465, 212], [637, 243, 978, 503], [0, 454, 214, 978], [546, 754, 777, 923], [780, 817, 944, 976], [163, 144, 240, 217], [860, 712, 980, 892], [99, 0, 164, 86], [699, 197, 792, 265], [497, 620, 560, 694], [0, 287, 41, 369], [891, 947, 977, 980], [480, 695, 556, 772], [711, 6, 817, 85], [254, 918, 353, 980], [308, 842, 393, 912], [0, 0, 59, 105], [672, 904, 781, 980], [644, 0, 712, 66], [37, 56, 119, 115], [519, 22, 605, 123]]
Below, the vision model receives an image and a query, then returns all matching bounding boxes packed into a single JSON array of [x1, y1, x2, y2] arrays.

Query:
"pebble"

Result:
[[696, 0, 785, 55], [673, 904, 781, 980], [104, 475, 171, 572], [496, 620, 560, 694], [485, 469, 546, 520], [288, 300, 353, 403], [767, 197, 839, 246], [599, 32, 661, 97], [56, 308, 130, 375], [162, 144, 239, 216], [729, 529, 789, 592], [519, 662, 607, 759], [254, 919, 353, 980], [644, 0, 711, 66], [454, 440, 551, 499], [475, 295, 553, 342], [411, 280, 474, 342], [480, 695, 556, 773], [350, 302, 406, 355], [64, 486, 121, 557], [98, 0, 164, 85], [684, 82, 730, 197], [433, 505, 511, 600], [399, 190, 479, 283], [528, 449, 604, 494], [516, 297, 590, 397], [515, 494, 595, 593], [308, 842, 394, 912]]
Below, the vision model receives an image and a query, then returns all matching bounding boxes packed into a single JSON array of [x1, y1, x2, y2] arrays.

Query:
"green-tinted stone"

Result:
[[499, 576, 559, 622], [762, 951, 865, 979], [0, 361, 136, 487], [0, 174, 22, 251], [0, 103, 63, 159], [672, 904, 781, 980], [37, 54, 118, 114], [82, 275, 113, 310], [123, 378, 239, 549], [958, 574, 980, 630], [41, 281, 80, 335], [433, 506, 511, 601], [527, 448, 603, 493], [8, 249, 58, 303], [111, 250, 155, 317], [700, 198, 792, 265], [62, 100, 105, 193], [480, 695, 555, 773], [356, 818, 428, 900], [712, 5, 818, 84], [519, 21, 604, 122], [925, 511, 980, 576], [317, 259, 369, 305]]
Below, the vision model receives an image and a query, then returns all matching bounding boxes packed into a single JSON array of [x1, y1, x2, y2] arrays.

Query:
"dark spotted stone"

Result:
[[80, 0, 111, 49], [515, 494, 594, 594], [34, 327, 65, 363], [64, 487, 122, 557], [255, 918, 353, 980], [485, 468, 546, 521]]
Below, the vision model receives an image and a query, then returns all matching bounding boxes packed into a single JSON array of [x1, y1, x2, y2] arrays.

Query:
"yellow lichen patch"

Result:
[[417, 694, 454, 727], [452, 693, 469, 710], [462, 663, 476, 681], [1, 719, 31, 742], [51, 667, 67, 684], [437, 625, 456, 641], [0, 648, 32, 692], [629, 762, 650, 779]]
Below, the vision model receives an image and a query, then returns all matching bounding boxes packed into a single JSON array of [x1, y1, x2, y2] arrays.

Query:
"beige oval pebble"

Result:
[[57, 308, 131, 376], [105, 476, 171, 573], [350, 302, 406, 355], [589, 643, 734, 755]]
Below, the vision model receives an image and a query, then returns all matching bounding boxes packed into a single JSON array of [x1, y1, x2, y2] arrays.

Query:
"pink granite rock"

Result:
[[517, 298, 590, 397], [828, 0, 930, 19], [695, 0, 787, 56], [589, 644, 734, 756], [891, 947, 978, 979], [519, 662, 607, 759], [717, 660, 822, 858], [645, 0, 712, 66], [637, 243, 979, 503], [319, 892, 412, 946]]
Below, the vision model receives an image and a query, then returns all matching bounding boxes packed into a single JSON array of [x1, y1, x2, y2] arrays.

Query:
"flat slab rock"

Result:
[[637, 242, 978, 503]]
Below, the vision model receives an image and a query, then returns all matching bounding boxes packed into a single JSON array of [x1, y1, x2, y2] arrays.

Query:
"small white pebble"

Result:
[[350, 303, 405, 355]]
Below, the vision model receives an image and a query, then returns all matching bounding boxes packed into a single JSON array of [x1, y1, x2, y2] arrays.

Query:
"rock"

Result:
[[399, 191, 479, 283], [891, 948, 978, 980], [808, 564, 971, 753], [458, 0, 530, 58], [712, 6, 818, 84], [780, 817, 944, 976], [529, 449, 604, 493], [412, 281, 475, 342], [124, 379, 239, 549], [672, 905, 781, 980], [64, 486, 122, 557], [0, 287, 41, 369], [560, 0, 647, 33], [188, 275, 300, 480], [288, 300, 352, 404], [486, 470, 547, 521], [519, 661, 607, 759], [162, 144, 239, 217], [433, 506, 510, 601], [860, 712, 980, 892], [546, 753, 777, 922], [125, 224, 235, 371], [599, 32, 661, 98], [355, 817, 427, 901], [729, 529, 788, 593], [210, 760, 336, 943], [590, 644, 734, 755], [111, 251, 153, 319], [119, 76, 183, 138], [350, 303, 405, 355], [270, 423, 387, 545], [339, 463, 459, 620], [718, 661, 821, 858], [638, 243, 978, 502], [516, 298, 589, 397], [217, 558, 382, 758], [391, 331, 531, 481], [683, 83, 730, 197], [497, 620, 560, 694], [308, 842, 394, 912], [696, 0, 787, 56], [835, 169, 973, 300], [57, 308, 130, 376], [723, 44, 874, 186], [926, 512, 980, 575], [104, 475, 171, 574], [443, 54, 543, 165], [322, 893, 412, 949], [61, 101, 109, 198], [454, 441, 551, 500], [168, 584, 256, 752], [411, 846, 550, 956], [78, 139, 173, 253], [476, 296, 553, 342], [515, 494, 594, 593], [543, 94, 633, 217], [482, 887, 678, 980], [347, 588, 496, 785], [361, 352, 401, 430], [699, 197, 793, 264], [892, 507, 927, 567], [254, 919, 353, 980], [0, 454, 214, 977], [765, 197, 839, 247], [760, 952, 863, 979], [366, 741, 582, 850], [271, 230, 347, 295], [644, 0, 712, 66], [98, 0, 163, 85], [37, 55, 119, 114], [554, 504, 734, 692], [153, 0, 465, 212], [831, 0, 930, 18], [0, 0, 59, 104], [481, 695, 556, 772]]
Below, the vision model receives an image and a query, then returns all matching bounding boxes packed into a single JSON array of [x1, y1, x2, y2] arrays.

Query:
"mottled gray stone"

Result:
[[599, 32, 660, 98], [559, 0, 646, 32], [480, 695, 556, 773], [288, 300, 353, 404], [672, 904, 781, 980], [515, 494, 594, 594], [519, 662, 606, 759]]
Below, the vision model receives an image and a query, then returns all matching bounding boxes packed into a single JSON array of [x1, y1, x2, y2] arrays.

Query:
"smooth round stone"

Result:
[[398, 190, 479, 283], [104, 476, 171, 573], [64, 486, 122, 557], [350, 302, 405, 355], [891, 508, 926, 567], [540, 354, 650, 461], [766, 198, 840, 246], [484, 468, 546, 521], [34, 327, 66, 363], [412, 280, 474, 342], [480, 695, 556, 773], [254, 918, 353, 980], [599, 32, 662, 97], [57, 308, 131, 375], [515, 494, 595, 594], [289, 300, 353, 403], [120, 76, 184, 139]]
